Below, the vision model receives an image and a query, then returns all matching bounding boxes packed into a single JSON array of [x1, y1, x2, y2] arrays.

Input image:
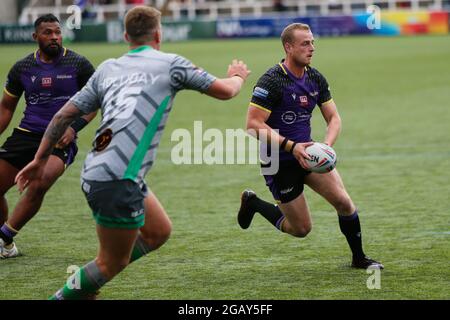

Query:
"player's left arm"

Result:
[[319, 99, 341, 147], [56, 110, 97, 148], [57, 57, 98, 148], [315, 70, 341, 147], [16, 102, 82, 191]]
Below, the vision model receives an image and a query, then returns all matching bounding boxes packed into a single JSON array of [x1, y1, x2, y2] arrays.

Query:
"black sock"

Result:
[[0, 224, 16, 245], [338, 211, 365, 259], [248, 196, 285, 230]]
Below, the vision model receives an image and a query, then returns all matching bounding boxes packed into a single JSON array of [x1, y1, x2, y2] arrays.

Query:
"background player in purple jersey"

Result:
[[0, 14, 96, 258], [237, 23, 383, 269]]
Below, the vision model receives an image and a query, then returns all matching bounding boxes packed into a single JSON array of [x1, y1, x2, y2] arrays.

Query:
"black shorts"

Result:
[[81, 179, 147, 229], [263, 160, 311, 204], [0, 128, 78, 170]]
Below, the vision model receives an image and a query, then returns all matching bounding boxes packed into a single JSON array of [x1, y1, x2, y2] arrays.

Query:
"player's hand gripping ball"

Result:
[[305, 142, 337, 173]]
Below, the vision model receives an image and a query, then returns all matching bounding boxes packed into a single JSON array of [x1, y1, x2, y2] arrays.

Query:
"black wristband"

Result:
[[71, 117, 89, 133], [280, 137, 288, 151], [289, 142, 297, 154]]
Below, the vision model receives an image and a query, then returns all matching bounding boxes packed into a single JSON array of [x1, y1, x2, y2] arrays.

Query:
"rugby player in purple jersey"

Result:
[[0, 14, 96, 258], [237, 23, 383, 269]]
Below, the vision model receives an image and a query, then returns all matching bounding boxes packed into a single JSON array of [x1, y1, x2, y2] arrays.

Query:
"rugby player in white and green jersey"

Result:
[[16, 6, 250, 299]]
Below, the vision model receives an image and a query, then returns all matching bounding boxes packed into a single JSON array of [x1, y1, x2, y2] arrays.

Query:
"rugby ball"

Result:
[[305, 142, 337, 173]]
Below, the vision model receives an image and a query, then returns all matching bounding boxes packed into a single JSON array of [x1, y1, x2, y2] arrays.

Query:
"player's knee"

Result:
[[334, 196, 354, 214], [141, 219, 172, 250], [291, 224, 312, 238], [27, 180, 53, 197], [159, 219, 172, 244]]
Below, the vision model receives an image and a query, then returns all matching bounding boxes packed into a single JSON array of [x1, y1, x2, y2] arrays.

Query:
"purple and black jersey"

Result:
[[4, 48, 95, 133], [250, 62, 332, 162]]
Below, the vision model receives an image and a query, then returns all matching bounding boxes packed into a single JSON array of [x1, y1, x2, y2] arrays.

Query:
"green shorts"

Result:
[[81, 179, 147, 229]]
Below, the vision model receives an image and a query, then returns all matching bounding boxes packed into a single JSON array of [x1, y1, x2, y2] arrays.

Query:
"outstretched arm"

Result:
[[15, 102, 82, 192], [205, 60, 251, 100]]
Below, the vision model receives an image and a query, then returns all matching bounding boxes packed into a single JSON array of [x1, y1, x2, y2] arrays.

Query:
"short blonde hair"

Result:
[[281, 23, 311, 48], [124, 6, 161, 43]]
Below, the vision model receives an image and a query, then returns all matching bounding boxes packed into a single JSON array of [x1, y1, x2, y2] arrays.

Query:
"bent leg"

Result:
[[96, 226, 138, 279], [305, 170, 365, 259], [8, 155, 65, 231], [130, 192, 172, 263], [305, 169, 356, 216], [0, 159, 18, 225], [278, 193, 313, 238], [51, 226, 138, 300], [140, 192, 172, 249]]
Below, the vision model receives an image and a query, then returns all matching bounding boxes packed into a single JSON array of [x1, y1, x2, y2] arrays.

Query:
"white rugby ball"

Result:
[[305, 142, 337, 173]]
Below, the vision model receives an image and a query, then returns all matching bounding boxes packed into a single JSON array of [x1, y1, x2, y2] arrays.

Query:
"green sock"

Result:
[[50, 260, 108, 300], [130, 235, 153, 263], [49, 236, 152, 300]]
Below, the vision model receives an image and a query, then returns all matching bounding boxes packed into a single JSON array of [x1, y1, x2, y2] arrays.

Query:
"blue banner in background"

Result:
[[217, 11, 449, 38], [217, 17, 311, 38], [217, 16, 369, 38]]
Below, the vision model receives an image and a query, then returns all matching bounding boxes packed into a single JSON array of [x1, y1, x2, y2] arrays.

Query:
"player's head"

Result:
[[33, 14, 62, 57], [124, 6, 162, 49], [281, 23, 315, 67]]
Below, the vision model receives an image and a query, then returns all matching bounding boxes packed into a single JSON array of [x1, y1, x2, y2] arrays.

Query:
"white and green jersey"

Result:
[[70, 46, 216, 184]]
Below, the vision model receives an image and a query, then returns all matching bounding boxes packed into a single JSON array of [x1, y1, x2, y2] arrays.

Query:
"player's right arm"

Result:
[[0, 92, 19, 136], [205, 60, 251, 100], [170, 56, 250, 100], [247, 105, 311, 169], [246, 73, 311, 168], [1, 61, 24, 136]]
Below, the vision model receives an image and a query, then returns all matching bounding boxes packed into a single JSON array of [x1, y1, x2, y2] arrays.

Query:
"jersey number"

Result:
[[104, 86, 141, 122]]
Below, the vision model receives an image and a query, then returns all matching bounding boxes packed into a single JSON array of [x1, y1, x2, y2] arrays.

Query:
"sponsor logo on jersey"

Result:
[[57, 74, 73, 79], [291, 93, 296, 100], [29, 93, 40, 104], [94, 128, 113, 152], [300, 95, 308, 106], [253, 87, 269, 99], [309, 91, 318, 97], [31, 76, 37, 83], [42, 77, 52, 87], [281, 111, 297, 124]]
